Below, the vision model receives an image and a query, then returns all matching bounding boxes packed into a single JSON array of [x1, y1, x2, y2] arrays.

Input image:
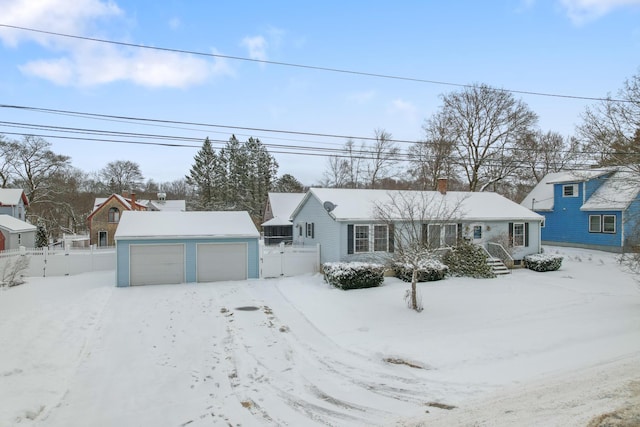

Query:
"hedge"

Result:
[[523, 253, 563, 272], [323, 262, 385, 290], [394, 258, 448, 282]]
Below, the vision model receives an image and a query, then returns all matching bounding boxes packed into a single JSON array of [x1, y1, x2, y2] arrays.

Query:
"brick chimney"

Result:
[[437, 178, 447, 195], [130, 192, 137, 210]]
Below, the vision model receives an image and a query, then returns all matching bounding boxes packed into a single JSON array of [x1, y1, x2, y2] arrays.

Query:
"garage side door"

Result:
[[130, 244, 185, 286], [197, 243, 247, 282]]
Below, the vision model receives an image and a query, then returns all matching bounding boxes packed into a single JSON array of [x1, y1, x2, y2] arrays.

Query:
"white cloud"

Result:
[[20, 42, 234, 88], [168, 17, 181, 30], [240, 35, 268, 62], [0, 0, 122, 47], [560, 0, 640, 24], [1, 0, 234, 88]]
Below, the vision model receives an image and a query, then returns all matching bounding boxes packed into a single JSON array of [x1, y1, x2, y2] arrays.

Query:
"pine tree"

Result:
[[186, 138, 219, 210], [36, 224, 48, 248]]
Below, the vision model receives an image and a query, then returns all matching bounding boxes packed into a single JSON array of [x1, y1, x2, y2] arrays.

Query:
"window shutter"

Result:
[[311, 222, 315, 239], [508, 222, 513, 247], [525, 223, 529, 247], [388, 224, 395, 253], [347, 224, 354, 254], [421, 224, 427, 244], [457, 223, 463, 243]]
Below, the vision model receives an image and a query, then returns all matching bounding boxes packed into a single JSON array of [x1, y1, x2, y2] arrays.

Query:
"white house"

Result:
[[0, 215, 36, 250], [0, 189, 29, 221], [290, 185, 544, 266], [261, 192, 305, 245]]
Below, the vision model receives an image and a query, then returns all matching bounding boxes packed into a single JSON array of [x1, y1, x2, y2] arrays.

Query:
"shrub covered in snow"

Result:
[[1, 255, 30, 287], [443, 241, 495, 278], [323, 262, 385, 290], [524, 253, 563, 272], [394, 258, 448, 282]]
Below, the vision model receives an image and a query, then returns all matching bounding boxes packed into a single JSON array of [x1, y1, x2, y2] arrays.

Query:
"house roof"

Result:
[[0, 214, 36, 233], [262, 193, 305, 226], [521, 168, 640, 212], [520, 172, 567, 211], [296, 188, 543, 222], [142, 199, 186, 212], [580, 169, 640, 211], [0, 189, 29, 207], [91, 194, 147, 214], [114, 211, 259, 240]]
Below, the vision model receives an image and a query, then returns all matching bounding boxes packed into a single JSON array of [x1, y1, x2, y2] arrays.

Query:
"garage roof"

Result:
[[114, 211, 259, 240]]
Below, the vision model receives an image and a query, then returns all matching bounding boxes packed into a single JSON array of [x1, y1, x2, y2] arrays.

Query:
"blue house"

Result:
[[0, 189, 29, 221], [521, 168, 640, 252], [114, 211, 260, 286]]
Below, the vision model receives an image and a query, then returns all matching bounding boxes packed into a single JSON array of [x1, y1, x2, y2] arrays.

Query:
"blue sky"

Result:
[[1, 0, 639, 186]]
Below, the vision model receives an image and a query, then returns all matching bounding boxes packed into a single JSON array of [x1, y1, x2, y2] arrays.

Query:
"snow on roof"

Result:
[[0, 214, 36, 232], [520, 172, 568, 211], [303, 188, 543, 222], [581, 170, 640, 211], [0, 189, 27, 206], [114, 211, 259, 240], [546, 168, 612, 184], [268, 193, 305, 219], [262, 216, 294, 226], [142, 199, 186, 212]]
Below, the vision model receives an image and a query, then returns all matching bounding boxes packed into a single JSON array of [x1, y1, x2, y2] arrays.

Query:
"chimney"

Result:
[[437, 178, 447, 195], [130, 192, 137, 210]]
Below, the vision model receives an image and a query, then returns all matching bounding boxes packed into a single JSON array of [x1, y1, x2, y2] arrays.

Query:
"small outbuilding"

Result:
[[0, 215, 36, 250], [114, 211, 260, 286]]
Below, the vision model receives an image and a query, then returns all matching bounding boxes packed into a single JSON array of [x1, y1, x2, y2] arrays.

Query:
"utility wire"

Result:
[[0, 24, 632, 104]]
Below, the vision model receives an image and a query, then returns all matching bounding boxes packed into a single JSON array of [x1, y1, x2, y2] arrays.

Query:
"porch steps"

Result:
[[488, 257, 510, 275]]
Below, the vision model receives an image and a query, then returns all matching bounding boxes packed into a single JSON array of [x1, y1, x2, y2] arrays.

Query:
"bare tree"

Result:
[[578, 70, 640, 166], [410, 115, 457, 190], [435, 83, 538, 191], [0, 135, 18, 188], [363, 129, 399, 189], [374, 190, 465, 312], [516, 130, 583, 183], [100, 160, 144, 194]]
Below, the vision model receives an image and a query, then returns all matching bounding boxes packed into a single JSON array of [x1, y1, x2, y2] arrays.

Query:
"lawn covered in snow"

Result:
[[0, 246, 639, 426]]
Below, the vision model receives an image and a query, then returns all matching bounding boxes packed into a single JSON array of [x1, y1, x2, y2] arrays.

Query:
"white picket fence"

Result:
[[0, 246, 115, 278], [261, 243, 320, 278]]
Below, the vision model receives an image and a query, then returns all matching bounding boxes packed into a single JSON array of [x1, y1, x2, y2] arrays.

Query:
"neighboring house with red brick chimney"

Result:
[[87, 193, 147, 247], [87, 192, 187, 247]]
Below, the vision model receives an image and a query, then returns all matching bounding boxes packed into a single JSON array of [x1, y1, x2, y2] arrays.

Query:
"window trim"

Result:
[[603, 215, 616, 234], [373, 224, 388, 252], [354, 225, 370, 253], [512, 222, 525, 247], [108, 207, 120, 223], [562, 184, 578, 198]]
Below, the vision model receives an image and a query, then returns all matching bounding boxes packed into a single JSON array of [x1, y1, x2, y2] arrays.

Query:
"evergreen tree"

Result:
[[36, 224, 48, 248], [186, 138, 219, 210], [273, 174, 304, 193]]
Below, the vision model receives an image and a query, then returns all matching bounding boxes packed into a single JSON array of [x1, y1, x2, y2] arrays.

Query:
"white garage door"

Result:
[[197, 243, 247, 282], [130, 244, 185, 286]]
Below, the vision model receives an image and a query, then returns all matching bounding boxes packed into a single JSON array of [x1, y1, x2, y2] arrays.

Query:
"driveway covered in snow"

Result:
[[1, 247, 639, 426]]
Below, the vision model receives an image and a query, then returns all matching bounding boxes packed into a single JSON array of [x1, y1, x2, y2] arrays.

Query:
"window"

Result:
[[589, 215, 616, 234], [603, 215, 616, 233], [589, 215, 601, 233], [108, 207, 120, 223], [513, 223, 525, 247], [563, 184, 578, 197], [427, 224, 441, 248], [444, 224, 457, 246], [473, 225, 482, 240], [373, 225, 388, 252], [354, 225, 369, 253], [18, 233, 21, 244], [306, 222, 314, 238]]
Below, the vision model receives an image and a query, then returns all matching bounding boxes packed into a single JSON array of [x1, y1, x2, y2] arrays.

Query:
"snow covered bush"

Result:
[[323, 262, 385, 290], [524, 253, 563, 272], [394, 258, 448, 282], [1, 255, 30, 287], [443, 241, 495, 278]]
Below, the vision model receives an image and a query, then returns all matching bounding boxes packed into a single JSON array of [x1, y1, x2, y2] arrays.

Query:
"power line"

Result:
[[0, 23, 632, 104]]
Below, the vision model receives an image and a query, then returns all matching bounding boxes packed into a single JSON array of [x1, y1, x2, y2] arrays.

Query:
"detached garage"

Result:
[[114, 211, 260, 287]]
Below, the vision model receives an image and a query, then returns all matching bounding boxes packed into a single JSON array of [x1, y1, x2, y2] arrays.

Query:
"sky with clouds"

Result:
[[0, 0, 639, 186]]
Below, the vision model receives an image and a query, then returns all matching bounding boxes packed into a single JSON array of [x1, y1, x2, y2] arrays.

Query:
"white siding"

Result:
[[291, 195, 341, 264]]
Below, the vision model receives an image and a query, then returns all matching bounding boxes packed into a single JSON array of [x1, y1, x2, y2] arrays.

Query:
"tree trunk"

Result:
[[411, 268, 418, 311]]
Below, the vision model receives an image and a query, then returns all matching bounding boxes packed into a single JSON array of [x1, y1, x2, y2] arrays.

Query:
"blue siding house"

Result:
[[114, 211, 260, 286], [521, 168, 640, 252]]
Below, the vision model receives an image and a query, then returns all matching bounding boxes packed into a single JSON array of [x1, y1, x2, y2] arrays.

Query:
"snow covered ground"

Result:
[[0, 246, 639, 426]]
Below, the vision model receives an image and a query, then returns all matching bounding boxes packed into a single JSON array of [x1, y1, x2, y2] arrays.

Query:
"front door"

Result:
[[98, 231, 107, 247]]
